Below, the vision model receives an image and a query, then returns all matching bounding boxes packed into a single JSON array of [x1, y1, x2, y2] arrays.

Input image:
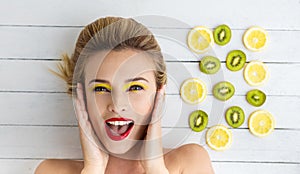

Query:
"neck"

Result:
[[104, 141, 146, 173], [105, 154, 145, 173]]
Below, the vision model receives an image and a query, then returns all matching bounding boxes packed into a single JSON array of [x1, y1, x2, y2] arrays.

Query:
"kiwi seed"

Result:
[[246, 89, 266, 107], [199, 56, 221, 74], [213, 24, 232, 46], [225, 106, 245, 128], [189, 110, 208, 132], [213, 81, 235, 101], [226, 50, 247, 71]]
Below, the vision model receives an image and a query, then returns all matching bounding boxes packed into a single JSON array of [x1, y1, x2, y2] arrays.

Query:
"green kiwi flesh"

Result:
[[225, 106, 245, 128], [189, 110, 208, 132], [246, 89, 266, 107], [200, 56, 221, 74], [213, 24, 232, 46], [226, 50, 247, 71], [213, 81, 235, 101]]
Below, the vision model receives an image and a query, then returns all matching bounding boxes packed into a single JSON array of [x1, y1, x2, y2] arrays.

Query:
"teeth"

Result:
[[107, 120, 133, 126]]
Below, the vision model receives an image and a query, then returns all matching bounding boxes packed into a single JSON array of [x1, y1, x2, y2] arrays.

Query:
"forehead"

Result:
[[84, 49, 156, 83]]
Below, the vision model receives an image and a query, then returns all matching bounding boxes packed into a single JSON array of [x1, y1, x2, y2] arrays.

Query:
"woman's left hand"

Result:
[[141, 85, 169, 174]]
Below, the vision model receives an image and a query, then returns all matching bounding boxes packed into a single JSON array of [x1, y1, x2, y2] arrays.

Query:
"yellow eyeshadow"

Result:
[[122, 81, 149, 91], [90, 83, 112, 92]]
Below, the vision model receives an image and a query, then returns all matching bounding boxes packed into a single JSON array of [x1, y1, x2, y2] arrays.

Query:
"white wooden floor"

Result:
[[1, 0, 300, 173]]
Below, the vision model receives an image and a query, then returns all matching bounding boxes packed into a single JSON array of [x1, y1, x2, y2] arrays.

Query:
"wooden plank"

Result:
[[164, 129, 300, 163], [0, 27, 78, 59], [0, 0, 299, 29], [0, 60, 65, 92], [154, 29, 300, 63], [0, 159, 299, 174], [0, 93, 76, 126], [0, 27, 299, 63], [1, 60, 300, 95], [166, 63, 300, 96], [212, 162, 300, 174], [162, 95, 300, 129], [0, 159, 41, 174], [1, 93, 300, 129], [0, 126, 82, 159], [0, 126, 299, 163]]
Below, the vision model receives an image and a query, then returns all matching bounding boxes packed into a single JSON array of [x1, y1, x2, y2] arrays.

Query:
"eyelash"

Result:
[[127, 85, 144, 92], [92, 83, 147, 94], [93, 86, 111, 93]]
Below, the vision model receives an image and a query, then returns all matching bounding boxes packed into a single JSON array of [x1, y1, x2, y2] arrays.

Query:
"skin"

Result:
[[35, 49, 214, 174]]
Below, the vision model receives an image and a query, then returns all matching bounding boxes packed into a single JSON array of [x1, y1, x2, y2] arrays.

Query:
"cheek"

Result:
[[129, 91, 156, 116], [86, 94, 110, 121]]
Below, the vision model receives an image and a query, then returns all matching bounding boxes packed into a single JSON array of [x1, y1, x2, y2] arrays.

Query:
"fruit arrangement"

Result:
[[181, 24, 274, 151]]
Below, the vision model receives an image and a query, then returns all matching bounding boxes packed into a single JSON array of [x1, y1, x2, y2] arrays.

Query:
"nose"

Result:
[[107, 92, 127, 114]]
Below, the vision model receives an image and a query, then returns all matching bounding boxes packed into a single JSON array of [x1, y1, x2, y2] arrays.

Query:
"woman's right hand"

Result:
[[75, 83, 109, 174]]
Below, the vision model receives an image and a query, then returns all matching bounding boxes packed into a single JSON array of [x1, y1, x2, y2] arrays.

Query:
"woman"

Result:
[[35, 16, 214, 174]]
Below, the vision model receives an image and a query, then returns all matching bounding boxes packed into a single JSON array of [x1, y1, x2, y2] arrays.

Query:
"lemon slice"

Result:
[[206, 125, 232, 151], [244, 60, 269, 86], [187, 26, 214, 53], [248, 110, 275, 137], [243, 26, 268, 52], [180, 78, 207, 104]]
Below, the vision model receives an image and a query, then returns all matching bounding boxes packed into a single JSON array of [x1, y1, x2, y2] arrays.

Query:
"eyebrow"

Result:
[[88, 79, 110, 85], [88, 77, 149, 85], [125, 77, 149, 83]]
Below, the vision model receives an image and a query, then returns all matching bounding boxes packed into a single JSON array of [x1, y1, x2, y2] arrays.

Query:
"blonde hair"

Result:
[[53, 16, 167, 96]]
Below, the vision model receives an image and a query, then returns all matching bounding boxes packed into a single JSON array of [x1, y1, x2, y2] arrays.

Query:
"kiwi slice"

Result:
[[246, 89, 266, 107], [213, 24, 232, 46], [199, 56, 221, 74], [225, 106, 245, 128], [213, 81, 235, 101], [189, 110, 208, 132], [226, 50, 246, 71]]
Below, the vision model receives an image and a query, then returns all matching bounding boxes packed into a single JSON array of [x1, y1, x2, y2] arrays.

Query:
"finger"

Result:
[[75, 97, 100, 150], [76, 83, 87, 113], [145, 85, 166, 141], [151, 85, 166, 124], [75, 83, 91, 134]]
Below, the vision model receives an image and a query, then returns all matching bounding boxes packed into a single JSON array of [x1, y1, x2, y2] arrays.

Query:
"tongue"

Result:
[[110, 125, 130, 135]]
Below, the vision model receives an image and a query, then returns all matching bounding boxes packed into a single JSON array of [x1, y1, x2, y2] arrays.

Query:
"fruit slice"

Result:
[[199, 56, 221, 74], [213, 81, 235, 101], [244, 60, 269, 86], [226, 50, 247, 71], [206, 125, 232, 151], [213, 24, 232, 46], [225, 106, 245, 128], [187, 26, 214, 53], [246, 89, 266, 107], [180, 78, 207, 104], [248, 110, 275, 137], [243, 26, 268, 52], [189, 110, 208, 132]]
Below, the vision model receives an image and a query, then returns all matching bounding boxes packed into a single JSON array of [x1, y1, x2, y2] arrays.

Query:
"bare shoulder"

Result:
[[164, 144, 214, 174], [34, 159, 83, 174]]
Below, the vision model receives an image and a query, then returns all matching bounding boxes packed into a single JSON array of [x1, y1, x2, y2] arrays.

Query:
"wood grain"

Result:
[[1, 93, 299, 129], [0, 0, 299, 173], [0, 27, 299, 63], [1, 0, 299, 29]]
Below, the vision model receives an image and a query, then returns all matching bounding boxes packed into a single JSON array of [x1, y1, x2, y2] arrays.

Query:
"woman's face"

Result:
[[84, 49, 157, 154]]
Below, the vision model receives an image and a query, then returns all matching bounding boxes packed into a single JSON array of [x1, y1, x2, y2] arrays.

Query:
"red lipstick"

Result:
[[105, 117, 134, 141]]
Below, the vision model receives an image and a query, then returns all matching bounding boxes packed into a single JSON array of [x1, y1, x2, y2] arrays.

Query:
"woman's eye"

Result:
[[94, 86, 110, 93], [128, 85, 144, 91]]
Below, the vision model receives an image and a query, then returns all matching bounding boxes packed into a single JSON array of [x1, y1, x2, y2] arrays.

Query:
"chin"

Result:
[[103, 138, 141, 157], [95, 123, 147, 158]]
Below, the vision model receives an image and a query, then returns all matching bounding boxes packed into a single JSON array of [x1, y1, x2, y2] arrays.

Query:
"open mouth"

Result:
[[105, 117, 134, 141]]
